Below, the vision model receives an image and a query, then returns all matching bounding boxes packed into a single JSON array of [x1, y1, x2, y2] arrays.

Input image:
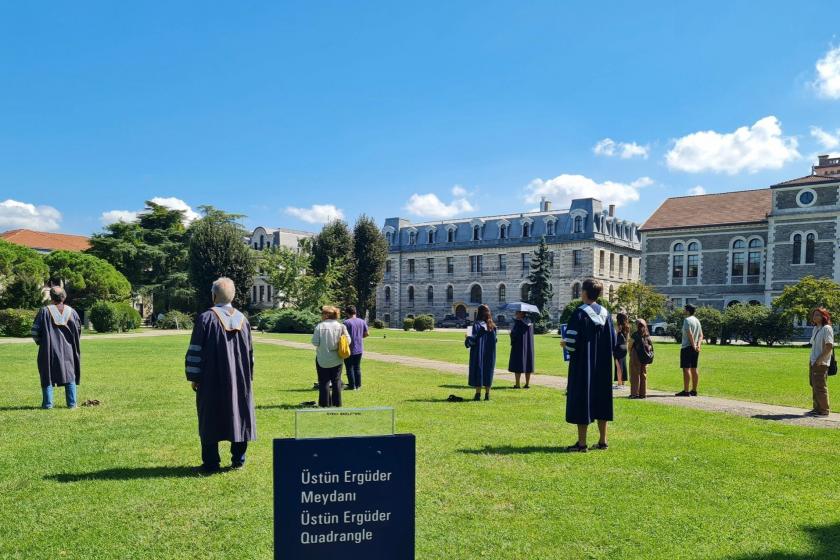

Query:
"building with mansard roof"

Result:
[[375, 197, 642, 327], [246, 226, 315, 310]]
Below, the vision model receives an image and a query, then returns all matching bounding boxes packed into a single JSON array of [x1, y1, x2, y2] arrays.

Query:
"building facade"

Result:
[[375, 198, 642, 327], [641, 159, 840, 310], [246, 227, 315, 310]]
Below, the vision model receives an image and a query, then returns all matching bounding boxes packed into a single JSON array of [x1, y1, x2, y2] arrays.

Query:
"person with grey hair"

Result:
[[185, 277, 256, 473], [31, 285, 82, 409]]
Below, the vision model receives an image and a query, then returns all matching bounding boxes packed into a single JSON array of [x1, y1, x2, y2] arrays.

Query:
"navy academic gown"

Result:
[[32, 304, 81, 388], [564, 304, 616, 424], [508, 318, 535, 374], [467, 322, 497, 387], [185, 306, 256, 444]]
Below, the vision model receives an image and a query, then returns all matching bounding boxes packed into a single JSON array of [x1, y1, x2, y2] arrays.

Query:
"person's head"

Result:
[[684, 303, 696, 316], [581, 278, 603, 303], [616, 312, 630, 334], [811, 307, 831, 326], [477, 304, 496, 330], [635, 318, 649, 337], [211, 277, 236, 305], [321, 305, 340, 321], [344, 305, 357, 318], [515, 310, 526, 320], [49, 286, 66, 304]]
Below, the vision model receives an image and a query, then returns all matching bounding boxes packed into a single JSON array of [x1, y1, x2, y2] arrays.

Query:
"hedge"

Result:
[[413, 314, 434, 332], [372, 319, 385, 329], [155, 310, 194, 330], [0, 308, 38, 337], [89, 301, 141, 333], [403, 318, 415, 331], [258, 308, 319, 333]]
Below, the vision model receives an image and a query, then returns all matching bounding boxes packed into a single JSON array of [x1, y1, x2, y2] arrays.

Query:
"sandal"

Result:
[[565, 443, 588, 453], [592, 442, 608, 450]]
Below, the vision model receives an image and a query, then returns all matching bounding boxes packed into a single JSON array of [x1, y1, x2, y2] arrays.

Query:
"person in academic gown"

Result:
[[466, 304, 498, 401], [185, 277, 256, 473], [508, 311, 535, 388], [561, 278, 616, 451], [31, 286, 81, 409]]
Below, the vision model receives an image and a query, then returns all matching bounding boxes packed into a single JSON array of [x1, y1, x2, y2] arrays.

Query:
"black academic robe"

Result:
[[508, 318, 535, 374], [564, 304, 616, 424], [32, 304, 81, 388], [185, 306, 256, 443], [467, 322, 497, 387]]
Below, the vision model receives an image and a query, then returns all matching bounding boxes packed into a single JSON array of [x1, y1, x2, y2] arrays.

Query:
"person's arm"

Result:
[[311, 325, 320, 347], [363, 322, 369, 339], [31, 309, 43, 345], [818, 327, 834, 364], [185, 316, 207, 390], [248, 322, 254, 381], [562, 313, 581, 356], [343, 324, 352, 346], [685, 321, 696, 350]]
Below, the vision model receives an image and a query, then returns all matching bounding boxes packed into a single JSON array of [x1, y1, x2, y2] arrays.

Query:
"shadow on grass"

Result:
[[46, 466, 203, 482], [751, 413, 807, 421], [282, 388, 319, 393], [404, 398, 473, 404], [728, 522, 840, 559], [437, 384, 516, 391], [0, 405, 41, 411], [256, 403, 316, 410], [459, 445, 571, 455]]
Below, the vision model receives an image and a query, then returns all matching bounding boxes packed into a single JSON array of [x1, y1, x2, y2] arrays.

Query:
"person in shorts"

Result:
[[676, 304, 703, 397]]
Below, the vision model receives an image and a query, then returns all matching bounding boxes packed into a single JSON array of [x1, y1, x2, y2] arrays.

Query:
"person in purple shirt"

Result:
[[343, 306, 369, 390]]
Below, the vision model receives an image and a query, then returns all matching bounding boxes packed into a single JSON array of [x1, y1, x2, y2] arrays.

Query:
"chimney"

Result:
[[540, 197, 552, 212], [608, 204, 616, 217]]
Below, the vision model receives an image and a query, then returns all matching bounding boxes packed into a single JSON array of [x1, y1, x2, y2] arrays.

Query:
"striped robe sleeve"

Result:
[[31, 309, 44, 345], [564, 311, 581, 355], [185, 316, 207, 382]]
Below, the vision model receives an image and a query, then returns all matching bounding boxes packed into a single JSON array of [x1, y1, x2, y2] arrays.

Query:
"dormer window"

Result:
[[427, 230, 434, 244], [523, 223, 531, 237], [546, 220, 555, 236], [408, 231, 416, 245], [448, 229, 455, 242], [385, 231, 393, 245], [500, 224, 508, 239], [472, 225, 481, 241], [574, 216, 583, 233]]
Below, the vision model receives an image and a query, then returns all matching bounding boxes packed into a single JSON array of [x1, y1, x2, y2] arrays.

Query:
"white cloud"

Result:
[[285, 204, 344, 224], [451, 185, 468, 198], [100, 210, 139, 225], [593, 138, 650, 159], [814, 46, 840, 99], [0, 199, 62, 231], [523, 174, 653, 209], [665, 116, 800, 174], [404, 191, 475, 219], [100, 196, 200, 227], [810, 126, 840, 150], [687, 186, 706, 196]]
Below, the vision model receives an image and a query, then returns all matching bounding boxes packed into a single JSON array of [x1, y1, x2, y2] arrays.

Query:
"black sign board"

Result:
[[274, 434, 415, 559]]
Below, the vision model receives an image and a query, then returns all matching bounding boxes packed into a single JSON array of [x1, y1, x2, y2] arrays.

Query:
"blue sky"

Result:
[[1, 1, 839, 235]]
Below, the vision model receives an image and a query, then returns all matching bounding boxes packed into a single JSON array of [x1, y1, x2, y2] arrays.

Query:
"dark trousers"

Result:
[[201, 439, 248, 467], [344, 353, 363, 389], [316, 360, 343, 407]]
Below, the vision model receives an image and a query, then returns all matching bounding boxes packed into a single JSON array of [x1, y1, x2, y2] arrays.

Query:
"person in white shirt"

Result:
[[807, 307, 833, 417], [676, 304, 703, 397], [311, 306, 351, 407]]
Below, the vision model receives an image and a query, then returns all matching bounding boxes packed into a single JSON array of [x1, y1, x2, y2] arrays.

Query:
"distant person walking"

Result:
[[562, 279, 616, 451], [466, 304, 498, 401], [31, 286, 81, 409], [312, 306, 351, 407], [184, 277, 256, 473], [342, 306, 368, 391], [676, 304, 703, 397], [509, 311, 535, 389], [807, 307, 833, 417], [613, 312, 630, 389], [629, 319, 654, 399]]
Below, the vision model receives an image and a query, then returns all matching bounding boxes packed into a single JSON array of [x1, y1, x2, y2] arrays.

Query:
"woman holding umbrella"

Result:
[[507, 303, 537, 389]]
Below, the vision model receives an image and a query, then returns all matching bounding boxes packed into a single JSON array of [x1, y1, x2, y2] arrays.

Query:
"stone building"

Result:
[[640, 160, 840, 309], [246, 226, 315, 310], [376, 198, 642, 327]]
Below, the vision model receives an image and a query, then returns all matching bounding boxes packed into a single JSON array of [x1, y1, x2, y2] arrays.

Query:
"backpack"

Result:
[[829, 351, 837, 376], [337, 328, 352, 360], [636, 336, 655, 365]]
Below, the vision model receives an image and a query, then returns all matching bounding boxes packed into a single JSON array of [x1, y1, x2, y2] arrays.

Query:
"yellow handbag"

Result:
[[338, 331, 352, 360]]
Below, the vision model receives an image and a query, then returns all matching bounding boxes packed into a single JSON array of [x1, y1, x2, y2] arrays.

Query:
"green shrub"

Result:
[[155, 310, 194, 330], [373, 319, 385, 329], [694, 306, 723, 343], [258, 308, 319, 333], [413, 314, 434, 332], [115, 303, 142, 331], [534, 322, 549, 335], [559, 297, 612, 324], [403, 317, 415, 331], [0, 308, 38, 337], [89, 301, 140, 332]]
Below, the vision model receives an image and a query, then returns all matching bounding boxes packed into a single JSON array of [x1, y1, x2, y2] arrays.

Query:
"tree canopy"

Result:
[[310, 220, 356, 309], [527, 237, 554, 322], [0, 239, 50, 308], [614, 282, 667, 321], [772, 276, 840, 321], [43, 251, 132, 309], [352, 215, 388, 318]]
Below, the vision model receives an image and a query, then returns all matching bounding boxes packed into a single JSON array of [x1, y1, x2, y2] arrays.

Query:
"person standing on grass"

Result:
[[466, 304, 497, 401], [807, 307, 833, 417], [561, 278, 615, 451], [613, 312, 630, 390], [343, 305, 368, 391], [676, 304, 703, 397], [509, 310, 535, 389], [185, 277, 255, 473], [31, 286, 81, 410], [629, 319, 653, 399], [312, 306, 351, 407]]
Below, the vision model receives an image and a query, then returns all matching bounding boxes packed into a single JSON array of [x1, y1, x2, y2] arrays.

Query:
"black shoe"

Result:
[[198, 464, 221, 475], [628, 395, 640, 399], [675, 390, 691, 397], [473, 394, 481, 401], [689, 390, 698, 396], [524, 384, 530, 389], [565, 443, 587, 453], [592, 442, 608, 450], [484, 393, 490, 401], [231, 462, 245, 470], [513, 385, 521, 389]]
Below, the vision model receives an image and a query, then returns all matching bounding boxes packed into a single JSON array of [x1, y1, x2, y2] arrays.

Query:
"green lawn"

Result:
[[1, 336, 839, 559], [260, 329, 835, 412]]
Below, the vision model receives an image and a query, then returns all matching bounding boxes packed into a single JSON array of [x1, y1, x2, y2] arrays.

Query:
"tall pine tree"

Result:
[[352, 215, 388, 319], [311, 220, 356, 310], [527, 237, 554, 323]]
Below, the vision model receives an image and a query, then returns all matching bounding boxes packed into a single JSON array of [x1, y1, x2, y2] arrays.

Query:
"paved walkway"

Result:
[[254, 336, 840, 430]]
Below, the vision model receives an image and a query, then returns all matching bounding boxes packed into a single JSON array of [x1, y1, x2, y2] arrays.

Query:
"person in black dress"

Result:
[[466, 304, 498, 401], [509, 311, 535, 388], [614, 313, 629, 389]]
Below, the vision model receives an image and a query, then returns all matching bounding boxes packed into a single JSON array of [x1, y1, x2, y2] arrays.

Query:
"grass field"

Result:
[[1, 335, 839, 559], [262, 329, 837, 412]]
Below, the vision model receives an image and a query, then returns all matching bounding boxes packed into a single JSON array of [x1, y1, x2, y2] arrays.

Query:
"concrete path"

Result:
[[254, 336, 840, 430]]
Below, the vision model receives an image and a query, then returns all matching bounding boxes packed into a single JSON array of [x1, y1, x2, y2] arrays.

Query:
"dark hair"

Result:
[[477, 304, 496, 331], [635, 319, 650, 338], [684, 304, 696, 315], [582, 278, 603, 300], [49, 286, 66, 304], [616, 312, 630, 336], [812, 307, 832, 326], [344, 305, 357, 317]]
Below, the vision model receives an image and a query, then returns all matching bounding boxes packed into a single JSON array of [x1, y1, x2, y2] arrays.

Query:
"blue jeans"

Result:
[[201, 439, 248, 468], [42, 383, 77, 409], [344, 354, 363, 389]]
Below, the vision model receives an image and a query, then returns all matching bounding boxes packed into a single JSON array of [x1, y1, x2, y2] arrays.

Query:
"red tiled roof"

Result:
[[771, 174, 839, 187], [640, 189, 772, 232], [0, 229, 91, 252]]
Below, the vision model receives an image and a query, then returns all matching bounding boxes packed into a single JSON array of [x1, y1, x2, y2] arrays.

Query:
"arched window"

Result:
[[498, 284, 506, 303], [806, 233, 816, 264], [470, 284, 482, 304], [572, 283, 581, 299], [792, 234, 802, 265], [472, 226, 481, 241], [427, 286, 434, 303], [672, 242, 685, 281], [499, 224, 508, 239], [427, 230, 434, 244], [727, 300, 741, 307], [523, 223, 531, 237], [546, 220, 555, 235], [747, 238, 763, 281], [446, 285, 454, 302], [520, 283, 530, 302], [731, 239, 746, 283], [408, 231, 416, 245], [384, 286, 391, 304], [447, 228, 455, 242], [407, 286, 415, 305], [385, 231, 393, 245], [671, 241, 700, 285], [574, 216, 583, 233], [608, 285, 615, 302], [749, 300, 763, 306]]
